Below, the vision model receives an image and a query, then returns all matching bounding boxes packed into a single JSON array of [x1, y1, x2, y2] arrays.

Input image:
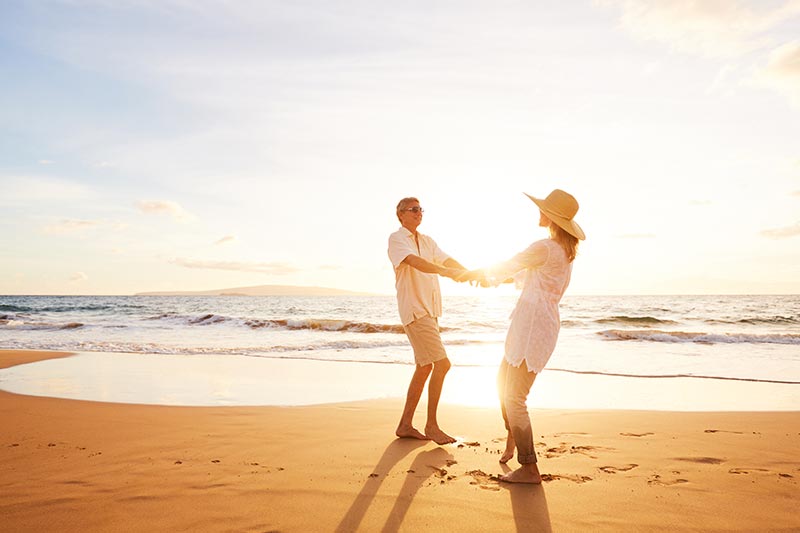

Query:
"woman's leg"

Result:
[[500, 361, 541, 483], [497, 361, 515, 463]]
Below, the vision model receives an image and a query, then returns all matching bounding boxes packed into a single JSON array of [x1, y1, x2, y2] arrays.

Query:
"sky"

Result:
[[1, 0, 799, 296]]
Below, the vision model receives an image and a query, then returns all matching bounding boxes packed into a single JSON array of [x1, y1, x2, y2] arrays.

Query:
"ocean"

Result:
[[1, 294, 798, 387]]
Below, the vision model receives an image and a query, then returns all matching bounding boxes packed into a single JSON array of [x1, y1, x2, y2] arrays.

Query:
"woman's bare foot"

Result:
[[396, 424, 429, 440], [499, 434, 516, 464], [425, 425, 456, 445], [499, 464, 542, 484]]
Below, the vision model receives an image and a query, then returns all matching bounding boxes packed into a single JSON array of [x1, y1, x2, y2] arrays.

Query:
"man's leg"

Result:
[[499, 362, 541, 484], [424, 357, 456, 445], [396, 363, 433, 440]]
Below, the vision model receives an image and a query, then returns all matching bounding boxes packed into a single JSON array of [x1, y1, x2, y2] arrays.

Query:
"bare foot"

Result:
[[500, 434, 516, 464], [499, 464, 542, 484], [396, 424, 429, 440], [425, 426, 456, 445]]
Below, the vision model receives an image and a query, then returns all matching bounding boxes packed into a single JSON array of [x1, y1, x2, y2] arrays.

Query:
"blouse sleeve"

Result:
[[487, 240, 550, 284]]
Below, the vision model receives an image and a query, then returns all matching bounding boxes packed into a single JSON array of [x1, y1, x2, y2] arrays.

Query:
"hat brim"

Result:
[[525, 193, 586, 240]]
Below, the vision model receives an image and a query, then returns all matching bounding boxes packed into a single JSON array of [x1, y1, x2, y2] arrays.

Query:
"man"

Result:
[[387, 197, 467, 445]]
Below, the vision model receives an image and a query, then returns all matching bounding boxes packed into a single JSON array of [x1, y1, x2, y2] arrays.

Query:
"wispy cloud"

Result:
[[169, 258, 299, 275], [601, 0, 800, 58], [70, 271, 88, 282], [755, 40, 800, 106], [792, 190, 800, 196], [1, 176, 94, 206], [601, 1, 800, 106], [213, 235, 236, 245], [43, 218, 101, 234], [136, 200, 194, 222], [760, 222, 800, 238]]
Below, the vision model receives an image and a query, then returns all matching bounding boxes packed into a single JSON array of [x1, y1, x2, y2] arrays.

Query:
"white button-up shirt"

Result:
[[388, 227, 451, 326]]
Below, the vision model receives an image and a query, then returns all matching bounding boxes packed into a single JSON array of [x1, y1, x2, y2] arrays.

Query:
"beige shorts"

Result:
[[403, 315, 448, 366]]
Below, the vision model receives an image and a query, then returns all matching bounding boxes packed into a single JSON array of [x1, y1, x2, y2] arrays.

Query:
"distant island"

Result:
[[135, 284, 376, 297]]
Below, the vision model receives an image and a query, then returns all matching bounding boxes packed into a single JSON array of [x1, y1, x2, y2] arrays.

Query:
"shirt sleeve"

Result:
[[429, 237, 451, 265], [388, 232, 417, 268], [488, 239, 550, 283]]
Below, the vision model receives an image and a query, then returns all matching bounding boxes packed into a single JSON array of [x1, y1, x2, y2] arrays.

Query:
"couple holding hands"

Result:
[[387, 189, 585, 484]]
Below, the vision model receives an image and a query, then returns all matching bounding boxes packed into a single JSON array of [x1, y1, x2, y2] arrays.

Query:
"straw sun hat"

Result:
[[525, 189, 586, 240]]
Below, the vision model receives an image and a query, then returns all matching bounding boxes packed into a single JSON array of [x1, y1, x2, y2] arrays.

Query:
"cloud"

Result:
[[601, 0, 800, 58], [43, 218, 101, 234], [755, 40, 800, 106], [792, 190, 800, 196], [70, 272, 88, 282], [213, 235, 237, 245], [136, 200, 194, 222], [38, 159, 54, 165], [760, 222, 800, 238], [170, 258, 299, 275], [1, 176, 94, 206]]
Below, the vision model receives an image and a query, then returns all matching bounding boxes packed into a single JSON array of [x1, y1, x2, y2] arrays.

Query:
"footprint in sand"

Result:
[[599, 464, 639, 474], [543, 443, 610, 459], [673, 457, 725, 465], [541, 473, 593, 484], [704, 429, 744, 434], [620, 432, 654, 437], [647, 474, 689, 486], [466, 469, 501, 491], [429, 466, 456, 482], [728, 467, 769, 475]]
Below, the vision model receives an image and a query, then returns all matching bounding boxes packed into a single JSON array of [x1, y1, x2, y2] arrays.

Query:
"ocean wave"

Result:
[[243, 318, 409, 333], [0, 318, 85, 330], [0, 304, 142, 313], [599, 329, 800, 345], [705, 316, 799, 326], [595, 316, 678, 326], [146, 312, 415, 334]]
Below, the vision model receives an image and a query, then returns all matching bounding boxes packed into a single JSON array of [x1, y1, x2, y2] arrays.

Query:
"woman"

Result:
[[471, 189, 585, 484]]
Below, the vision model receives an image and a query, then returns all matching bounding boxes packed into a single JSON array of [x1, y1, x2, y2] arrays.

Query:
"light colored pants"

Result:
[[498, 360, 538, 464]]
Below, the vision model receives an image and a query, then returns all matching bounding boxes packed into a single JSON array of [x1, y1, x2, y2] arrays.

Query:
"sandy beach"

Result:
[[1, 350, 798, 532]]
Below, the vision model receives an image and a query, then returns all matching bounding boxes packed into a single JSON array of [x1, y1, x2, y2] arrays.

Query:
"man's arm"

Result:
[[443, 257, 467, 270], [402, 254, 464, 279]]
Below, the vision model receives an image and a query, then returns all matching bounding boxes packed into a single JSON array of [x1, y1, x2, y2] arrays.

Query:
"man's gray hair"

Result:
[[396, 197, 419, 222]]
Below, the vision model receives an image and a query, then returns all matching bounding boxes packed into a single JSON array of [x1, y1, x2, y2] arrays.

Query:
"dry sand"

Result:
[[1, 350, 798, 532]]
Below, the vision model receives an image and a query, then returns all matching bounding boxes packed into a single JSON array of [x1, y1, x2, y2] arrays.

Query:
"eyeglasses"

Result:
[[402, 207, 424, 213]]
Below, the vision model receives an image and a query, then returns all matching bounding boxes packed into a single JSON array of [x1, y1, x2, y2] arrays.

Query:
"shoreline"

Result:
[[1, 350, 798, 531], [1, 349, 797, 411]]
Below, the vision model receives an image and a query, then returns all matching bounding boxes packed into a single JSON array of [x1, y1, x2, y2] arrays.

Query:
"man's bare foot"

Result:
[[396, 424, 429, 440], [425, 426, 456, 445], [500, 435, 516, 464], [499, 464, 542, 484]]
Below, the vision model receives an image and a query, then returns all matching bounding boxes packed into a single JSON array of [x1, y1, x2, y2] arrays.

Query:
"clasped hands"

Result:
[[440, 268, 494, 287]]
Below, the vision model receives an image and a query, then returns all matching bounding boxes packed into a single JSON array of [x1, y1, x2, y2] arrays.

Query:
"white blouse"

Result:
[[489, 238, 573, 373]]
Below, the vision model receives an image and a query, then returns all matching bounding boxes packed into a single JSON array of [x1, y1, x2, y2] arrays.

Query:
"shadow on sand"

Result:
[[335, 439, 453, 533], [497, 463, 552, 533]]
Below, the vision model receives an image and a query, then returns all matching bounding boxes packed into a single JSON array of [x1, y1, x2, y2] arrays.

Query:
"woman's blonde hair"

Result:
[[549, 222, 579, 262]]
